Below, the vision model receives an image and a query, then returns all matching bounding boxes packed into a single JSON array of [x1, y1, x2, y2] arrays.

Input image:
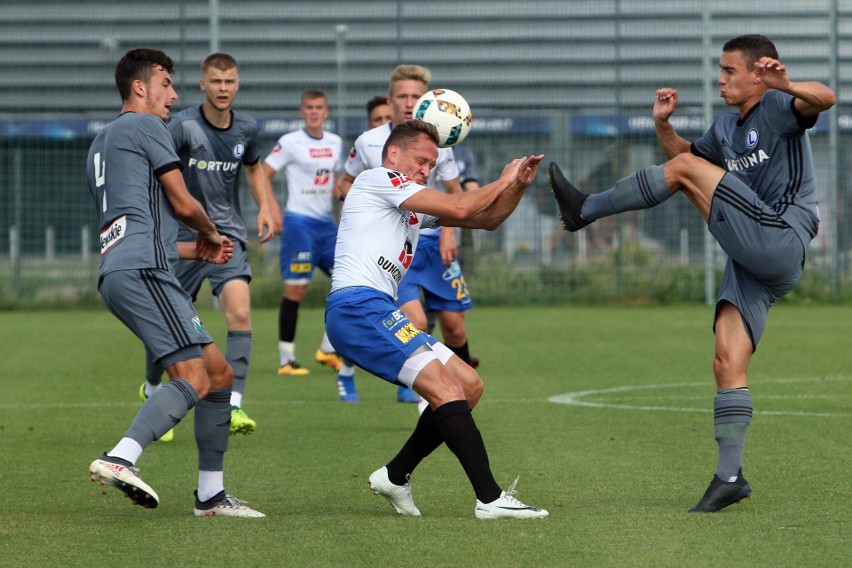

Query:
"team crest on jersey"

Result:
[[745, 128, 759, 148], [192, 316, 206, 334], [272, 143, 283, 154], [348, 147, 357, 159], [232, 143, 245, 158], [387, 170, 410, 187], [408, 212, 418, 225]]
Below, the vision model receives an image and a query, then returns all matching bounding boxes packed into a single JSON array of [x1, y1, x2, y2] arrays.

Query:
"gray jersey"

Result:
[[87, 112, 183, 279], [452, 144, 479, 186], [168, 106, 261, 244], [692, 89, 820, 245]]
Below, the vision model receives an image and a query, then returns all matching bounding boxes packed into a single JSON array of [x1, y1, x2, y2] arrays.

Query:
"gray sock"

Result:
[[195, 389, 231, 471], [714, 388, 753, 481], [126, 378, 199, 448], [581, 165, 673, 221], [226, 330, 252, 398]]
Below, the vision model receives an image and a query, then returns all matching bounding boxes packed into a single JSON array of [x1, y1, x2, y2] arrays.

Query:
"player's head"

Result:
[[300, 89, 329, 135], [366, 95, 392, 129], [722, 35, 779, 70], [718, 35, 779, 107], [200, 52, 240, 112], [115, 48, 177, 120], [388, 65, 431, 125], [382, 120, 439, 185]]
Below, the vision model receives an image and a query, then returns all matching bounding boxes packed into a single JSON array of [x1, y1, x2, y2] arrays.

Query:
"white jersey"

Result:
[[265, 128, 342, 221], [344, 122, 458, 238], [330, 167, 439, 298]]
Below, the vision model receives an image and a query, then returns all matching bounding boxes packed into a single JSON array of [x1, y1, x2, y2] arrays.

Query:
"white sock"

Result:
[[108, 437, 144, 465], [197, 470, 225, 503], [338, 362, 355, 377], [320, 332, 335, 353], [278, 341, 295, 365], [144, 382, 162, 398], [230, 391, 243, 408]]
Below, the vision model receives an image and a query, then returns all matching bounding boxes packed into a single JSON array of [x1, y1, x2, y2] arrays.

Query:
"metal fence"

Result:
[[1, 1, 849, 307]]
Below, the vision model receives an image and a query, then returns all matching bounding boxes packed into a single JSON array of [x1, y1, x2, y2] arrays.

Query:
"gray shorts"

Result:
[[709, 174, 805, 349], [99, 269, 212, 366], [175, 240, 252, 300]]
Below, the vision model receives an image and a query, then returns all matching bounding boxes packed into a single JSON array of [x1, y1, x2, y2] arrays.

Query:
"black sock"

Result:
[[433, 400, 501, 503], [446, 341, 472, 365], [386, 406, 443, 485], [279, 298, 299, 342]]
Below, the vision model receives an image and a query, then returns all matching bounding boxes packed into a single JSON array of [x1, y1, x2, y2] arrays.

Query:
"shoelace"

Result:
[[221, 494, 249, 508], [502, 476, 526, 506]]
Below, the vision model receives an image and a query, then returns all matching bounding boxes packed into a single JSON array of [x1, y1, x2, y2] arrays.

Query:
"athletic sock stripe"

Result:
[[169, 378, 199, 409], [715, 407, 754, 419], [635, 169, 661, 207], [140, 269, 191, 346]]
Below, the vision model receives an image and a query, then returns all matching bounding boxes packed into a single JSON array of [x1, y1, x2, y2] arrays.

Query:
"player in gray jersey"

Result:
[[548, 35, 835, 513], [87, 48, 264, 518], [142, 52, 274, 437]]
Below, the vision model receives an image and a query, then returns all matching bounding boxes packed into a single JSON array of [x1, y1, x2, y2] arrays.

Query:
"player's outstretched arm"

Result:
[[755, 57, 836, 116], [653, 88, 692, 159], [455, 154, 544, 230]]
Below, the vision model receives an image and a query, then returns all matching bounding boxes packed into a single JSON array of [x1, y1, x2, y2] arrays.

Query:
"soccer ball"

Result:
[[413, 89, 472, 147]]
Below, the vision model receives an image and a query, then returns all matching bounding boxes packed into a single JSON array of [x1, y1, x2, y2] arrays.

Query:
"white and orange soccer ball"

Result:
[[413, 88, 472, 147]]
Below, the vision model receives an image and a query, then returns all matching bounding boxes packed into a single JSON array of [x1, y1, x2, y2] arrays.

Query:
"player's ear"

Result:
[[199, 79, 205, 91]]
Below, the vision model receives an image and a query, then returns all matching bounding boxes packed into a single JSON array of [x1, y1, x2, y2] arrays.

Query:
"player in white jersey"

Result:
[[328, 120, 548, 519], [340, 64, 476, 405], [549, 35, 835, 513], [264, 89, 346, 379]]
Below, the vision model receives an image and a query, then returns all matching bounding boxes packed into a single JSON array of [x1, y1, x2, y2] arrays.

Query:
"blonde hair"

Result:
[[388, 64, 432, 95]]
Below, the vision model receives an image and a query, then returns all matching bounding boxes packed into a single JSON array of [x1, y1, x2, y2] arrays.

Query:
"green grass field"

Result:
[[1, 305, 849, 567]]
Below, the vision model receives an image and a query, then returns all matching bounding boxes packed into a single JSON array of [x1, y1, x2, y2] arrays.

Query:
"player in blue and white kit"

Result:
[[327, 120, 548, 519], [87, 48, 264, 517], [340, 65, 476, 405], [143, 52, 275, 437], [548, 35, 835, 513], [264, 89, 346, 381]]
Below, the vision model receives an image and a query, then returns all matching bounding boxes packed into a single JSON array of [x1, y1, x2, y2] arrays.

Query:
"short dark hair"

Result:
[[115, 48, 175, 101], [202, 52, 238, 73], [365, 95, 389, 115], [723, 35, 779, 69], [382, 120, 439, 160]]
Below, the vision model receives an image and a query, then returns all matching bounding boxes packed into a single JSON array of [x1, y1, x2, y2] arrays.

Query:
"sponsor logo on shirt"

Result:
[[187, 157, 241, 172], [725, 149, 769, 172], [272, 143, 283, 154], [398, 240, 413, 269], [387, 170, 411, 187], [408, 212, 418, 225], [394, 322, 422, 344], [377, 255, 404, 283], [192, 316, 206, 334], [381, 309, 407, 331], [348, 147, 356, 159], [100, 215, 126, 255], [310, 147, 333, 158], [314, 168, 331, 186]]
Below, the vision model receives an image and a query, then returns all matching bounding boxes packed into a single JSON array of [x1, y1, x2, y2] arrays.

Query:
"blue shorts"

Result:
[[325, 287, 438, 385], [396, 235, 473, 312], [176, 240, 252, 300], [99, 268, 211, 367], [279, 212, 337, 283], [710, 173, 806, 349]]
